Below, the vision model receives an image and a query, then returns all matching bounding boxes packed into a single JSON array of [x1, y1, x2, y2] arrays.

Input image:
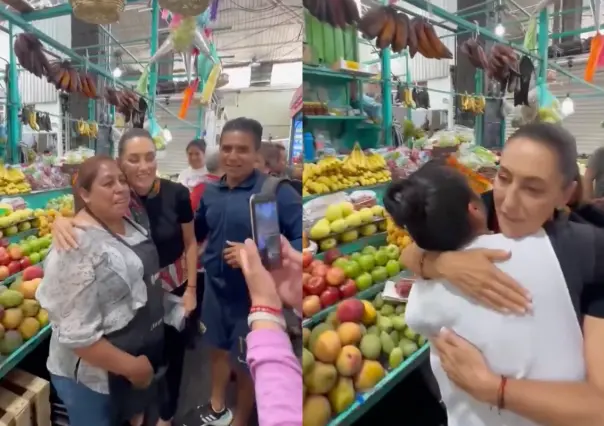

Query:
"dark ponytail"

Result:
[[384, 161, 478, 251]]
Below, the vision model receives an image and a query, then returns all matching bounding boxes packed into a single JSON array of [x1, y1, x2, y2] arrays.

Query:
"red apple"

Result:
[[303, 276, 327, 296], [19, 257, 32, 269], [0, 248, 9, 266], [339, 279, 358, 299], [302, 252, 313, 268], [302, 295, 321, 318], [7, 261, 20, 275], [22, 265, 43, 281], [325, 267, 346, 286], [0, 265, 9, 281], [319, 287, 341, 308], [312, 264, 328, 278], [323, 248, 342, 265], [8, 246, 22, 261]]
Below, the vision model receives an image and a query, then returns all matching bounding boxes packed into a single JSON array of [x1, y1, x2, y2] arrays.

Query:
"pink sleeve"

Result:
[[246, 329, 302, 426]]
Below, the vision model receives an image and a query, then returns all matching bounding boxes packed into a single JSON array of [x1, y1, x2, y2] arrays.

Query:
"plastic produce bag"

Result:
[[163, 293, 186, 331]]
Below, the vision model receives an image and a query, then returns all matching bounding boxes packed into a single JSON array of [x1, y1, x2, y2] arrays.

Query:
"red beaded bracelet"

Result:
[[497, 375, 508, 413], [250, 305, 282, 315]]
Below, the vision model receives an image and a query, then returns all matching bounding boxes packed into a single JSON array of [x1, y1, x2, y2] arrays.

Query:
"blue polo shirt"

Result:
[[194, 169, 302, 301]]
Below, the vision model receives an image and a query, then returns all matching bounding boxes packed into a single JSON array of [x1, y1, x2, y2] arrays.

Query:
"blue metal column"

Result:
[[537, 8, 549, 107], [148, 0, 159, 116], [381, 0, 392, 147], [7, 23, 20, 163]]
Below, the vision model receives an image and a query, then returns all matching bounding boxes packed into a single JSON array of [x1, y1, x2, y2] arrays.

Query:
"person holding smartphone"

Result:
[[192, 117, 302, 426]]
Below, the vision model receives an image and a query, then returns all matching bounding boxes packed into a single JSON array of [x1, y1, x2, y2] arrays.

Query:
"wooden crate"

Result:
[[0, 369, 50, 426]]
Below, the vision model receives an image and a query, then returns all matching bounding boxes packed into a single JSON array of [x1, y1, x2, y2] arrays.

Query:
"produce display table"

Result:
[[303, 183, 389, 204], [0, 188, 67, 380], [0, 324, 50, 379]]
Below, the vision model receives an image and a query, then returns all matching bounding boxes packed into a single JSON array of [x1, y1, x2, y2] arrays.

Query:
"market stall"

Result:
[[302, 0, 604, 424]]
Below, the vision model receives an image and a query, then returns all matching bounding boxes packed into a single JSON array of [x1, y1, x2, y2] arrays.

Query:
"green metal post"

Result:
[[404, 50, 412, 121], [474, 70, 483, 145], [537, 8, 549, 107], [381, 1, 392, 147], [148, 0, 159, 116], [87, 99, 95, 121], [195, 57, 204, 138], [7, 23, 20, 163]]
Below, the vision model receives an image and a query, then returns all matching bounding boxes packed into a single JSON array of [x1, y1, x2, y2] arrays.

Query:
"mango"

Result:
[[361, 300, 377, 325], [312, 330, 341, 363], [354, 359, 385, 392], [335, 345, 362, 377], [372, 294, 384, 309], [389, 330, 400, 346], [304, 361, 338, 395], [359, 334, 381, 360], [400, 338, 419, 357], [309, 323, 333, 350], [366, 325, 380, 336], [36, 309, 49, 327], [302, 348, 315, 375], [0, 290, 23, 308], [20, 299, 40, 317], [389, 347, 404, 369], [336, 322, 362, 346], [380, 331, 395, 355], [335, 299, 364, 323], [2, 308, 23, 330], [392, 316, 406, 331], [302, 328, 310, 347], [18, 317, 40, 340], [0, 330, 22, 355], [395, 304, 406, 315], [377, 316, 393, 333], [328, 377, 355, 414], [303, 395, 331, 426], [380, 304, 394, 316], [325, 311, 340, 329]]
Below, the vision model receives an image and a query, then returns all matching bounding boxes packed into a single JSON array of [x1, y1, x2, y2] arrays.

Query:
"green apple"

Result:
[[385, 244, 401, 260], [358, 254, 376, 272], [29, 252, 41, 264], [332, 257, 348, 269], [20, 243, 32, 256], [385, 259, 401, 277], [319, 237, 338, 252], [374, 250, 389, 266], [355, 272, 373, 291], [39, 248, 49, 260], [362, 246, 377, 255], [343, 261, 361, 279], [350, 252, 362, 262], [371, 266, 388, 283]]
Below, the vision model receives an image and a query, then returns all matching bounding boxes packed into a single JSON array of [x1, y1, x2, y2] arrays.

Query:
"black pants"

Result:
[[159, 273, 205, 421]]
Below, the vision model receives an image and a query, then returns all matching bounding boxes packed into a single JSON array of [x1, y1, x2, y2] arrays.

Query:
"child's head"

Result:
[[384, 161, 487, 251]]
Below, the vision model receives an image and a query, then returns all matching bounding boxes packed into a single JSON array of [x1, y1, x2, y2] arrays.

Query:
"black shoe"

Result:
[[181, 403, 233, 426]]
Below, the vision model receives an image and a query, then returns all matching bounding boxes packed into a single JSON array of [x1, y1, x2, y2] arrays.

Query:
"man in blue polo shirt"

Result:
[[193, 117, 302, 426]]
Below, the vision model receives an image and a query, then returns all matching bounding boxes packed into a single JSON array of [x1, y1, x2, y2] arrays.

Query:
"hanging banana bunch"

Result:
[[460, 93, 486, 114]]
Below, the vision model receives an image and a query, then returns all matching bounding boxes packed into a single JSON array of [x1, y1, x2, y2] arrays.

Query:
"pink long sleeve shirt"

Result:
[[247, 328, 302, 426]]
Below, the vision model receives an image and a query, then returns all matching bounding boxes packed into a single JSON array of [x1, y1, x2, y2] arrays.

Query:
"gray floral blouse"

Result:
[[36, 223, 149, 394]]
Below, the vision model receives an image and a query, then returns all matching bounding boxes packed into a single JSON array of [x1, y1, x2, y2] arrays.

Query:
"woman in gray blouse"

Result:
[[36, 156, 165, 426]]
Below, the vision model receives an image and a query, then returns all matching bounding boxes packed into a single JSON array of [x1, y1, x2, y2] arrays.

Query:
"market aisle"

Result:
[[175, 341, 260, 426]]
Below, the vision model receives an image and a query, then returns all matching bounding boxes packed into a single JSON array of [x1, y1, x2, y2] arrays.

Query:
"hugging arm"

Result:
[[484, 231, 604, 426], [401, 243, 530, 313]]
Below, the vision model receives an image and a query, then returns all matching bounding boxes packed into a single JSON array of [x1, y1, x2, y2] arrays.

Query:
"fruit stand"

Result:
[[0, 190, 71, 381]]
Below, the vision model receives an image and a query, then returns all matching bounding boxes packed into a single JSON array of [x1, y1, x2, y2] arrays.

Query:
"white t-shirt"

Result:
[[405, 230, 585, 426], [177, 166, 207, 191]]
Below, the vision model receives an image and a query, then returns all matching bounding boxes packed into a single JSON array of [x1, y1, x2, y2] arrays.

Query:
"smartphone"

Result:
[[250, 193, 283, 270]]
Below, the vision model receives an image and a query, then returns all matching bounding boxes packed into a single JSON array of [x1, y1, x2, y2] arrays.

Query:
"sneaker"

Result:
[[182, 403, 233, 426]]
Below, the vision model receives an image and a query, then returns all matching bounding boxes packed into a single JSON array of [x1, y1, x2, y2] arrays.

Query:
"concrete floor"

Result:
[[173, 341, 259, 426]]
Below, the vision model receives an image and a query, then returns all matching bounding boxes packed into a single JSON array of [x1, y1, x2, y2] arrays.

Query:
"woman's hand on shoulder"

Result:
[[435, 249, 532, 314], [51, 216, 87, 251]]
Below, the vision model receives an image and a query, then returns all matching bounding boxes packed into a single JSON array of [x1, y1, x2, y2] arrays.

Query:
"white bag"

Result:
[[163, 293, 186, 331]]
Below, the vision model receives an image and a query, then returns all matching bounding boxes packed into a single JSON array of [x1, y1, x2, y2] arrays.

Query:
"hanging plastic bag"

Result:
[[585, 33, 603, 82], [523, 18, 538, 52], [144, 118, 167, 152], [598, 40, 604, 67], [538, 83, 557, 108]]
